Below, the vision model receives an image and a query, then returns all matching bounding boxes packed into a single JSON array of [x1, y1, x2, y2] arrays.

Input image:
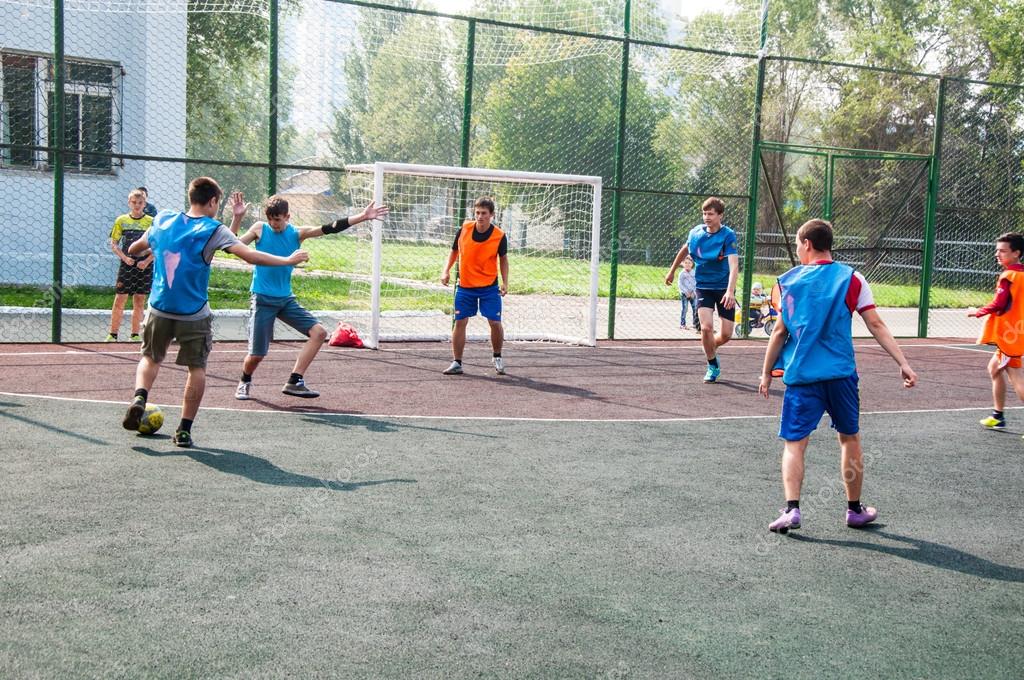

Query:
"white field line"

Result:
[[0, 391, 1013, 424], [0, 341, 988, 358]]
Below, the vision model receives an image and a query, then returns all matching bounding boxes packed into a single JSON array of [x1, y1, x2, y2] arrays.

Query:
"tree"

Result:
[[186, 6, 300, 202]]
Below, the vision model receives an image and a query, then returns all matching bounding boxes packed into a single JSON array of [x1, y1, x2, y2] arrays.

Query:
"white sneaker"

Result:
[[443, 361, 464, 375], [493, 356, 506, 375], [235, 381, 251, 400]]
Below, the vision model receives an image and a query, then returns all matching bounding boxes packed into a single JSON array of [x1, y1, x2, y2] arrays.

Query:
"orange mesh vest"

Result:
[[457, 221, 504, 288], [979, 269, 1024, 357]]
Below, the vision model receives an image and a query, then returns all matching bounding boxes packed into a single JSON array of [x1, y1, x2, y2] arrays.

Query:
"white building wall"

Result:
[[0, 2, 186, 288]]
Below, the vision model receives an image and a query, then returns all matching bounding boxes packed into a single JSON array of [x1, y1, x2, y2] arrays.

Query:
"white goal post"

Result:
[[345, 162, 604, 349]]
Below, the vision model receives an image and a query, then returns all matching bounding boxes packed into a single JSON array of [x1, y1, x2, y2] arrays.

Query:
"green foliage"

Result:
[[186, 11, 270, 197], [474, 42, 616, 178], [186, 6, 303, 199], [177, 0, 1024, 321]]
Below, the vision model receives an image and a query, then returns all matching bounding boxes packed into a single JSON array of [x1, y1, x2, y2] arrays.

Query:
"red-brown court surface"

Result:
[[0, 338, 995, 420]]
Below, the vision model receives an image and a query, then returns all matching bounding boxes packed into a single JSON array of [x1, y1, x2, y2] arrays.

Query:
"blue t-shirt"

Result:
[[687, 224, 738, 289], [251, 223, 299, 297]]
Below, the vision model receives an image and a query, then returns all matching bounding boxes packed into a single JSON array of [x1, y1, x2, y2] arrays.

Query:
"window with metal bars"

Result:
[[1, 50, 123, 173]]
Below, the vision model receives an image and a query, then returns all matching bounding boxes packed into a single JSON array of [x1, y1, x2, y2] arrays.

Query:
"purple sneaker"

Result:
[[846, 504, 878, 528], [768, 507, 801, 534]]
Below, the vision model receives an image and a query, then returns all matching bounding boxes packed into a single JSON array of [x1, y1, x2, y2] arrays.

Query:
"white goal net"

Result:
[[343, 162, 603, 348]]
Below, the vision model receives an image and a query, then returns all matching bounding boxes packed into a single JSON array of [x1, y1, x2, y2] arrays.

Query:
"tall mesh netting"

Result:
[[930, 80, 1024, 336], [1, 0, 1021, 343], [755, 57, 942, 336]]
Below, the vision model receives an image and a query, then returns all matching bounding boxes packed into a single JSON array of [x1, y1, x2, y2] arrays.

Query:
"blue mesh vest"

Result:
[[251, 223, 299, 297], [148, 211, 221, 315], [778, 262, 857, 385]]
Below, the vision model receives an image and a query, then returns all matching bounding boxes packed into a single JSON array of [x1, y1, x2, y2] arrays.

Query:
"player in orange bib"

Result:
[[971, 232, 1024, 433], [440, 197, 509, 376]]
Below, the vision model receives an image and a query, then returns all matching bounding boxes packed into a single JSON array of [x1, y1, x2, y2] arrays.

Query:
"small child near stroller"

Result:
[[748, 281, 779, 335]]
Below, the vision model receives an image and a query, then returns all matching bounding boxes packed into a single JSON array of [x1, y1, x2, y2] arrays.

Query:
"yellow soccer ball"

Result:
[[138, 403, 164, 435]]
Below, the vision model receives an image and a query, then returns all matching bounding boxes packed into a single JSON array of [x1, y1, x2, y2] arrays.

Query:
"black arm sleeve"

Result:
[[451, 233, 460, 251], [498, 234, 508, 257], [321, 217, 351, 234]]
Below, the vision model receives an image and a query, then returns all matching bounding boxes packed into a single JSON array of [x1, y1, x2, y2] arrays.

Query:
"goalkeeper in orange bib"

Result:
[[971, 232, 1024, 433], [440, 196, 509, 376]]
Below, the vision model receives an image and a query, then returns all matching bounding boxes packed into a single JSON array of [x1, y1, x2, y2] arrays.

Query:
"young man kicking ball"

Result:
[[122, 179, 307, 447], [759, 219, 917, 533], [440, 197, 509, 376], [232, 195, 388, 399]]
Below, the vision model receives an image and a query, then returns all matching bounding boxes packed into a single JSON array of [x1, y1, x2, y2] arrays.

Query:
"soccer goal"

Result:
[[343, 162, 603, 349]]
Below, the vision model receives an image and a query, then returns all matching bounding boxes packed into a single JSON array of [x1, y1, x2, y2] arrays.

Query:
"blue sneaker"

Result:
[[703, 364, 721, 383]]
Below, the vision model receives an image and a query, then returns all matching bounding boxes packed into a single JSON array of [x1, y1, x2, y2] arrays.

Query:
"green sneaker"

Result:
[[105, 333, 118, 342], [979, 415, 1006, 430], [173, 430, 193, 448]]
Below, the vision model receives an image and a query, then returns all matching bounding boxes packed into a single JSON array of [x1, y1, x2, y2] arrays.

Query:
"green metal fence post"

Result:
[[740, 0, 769, 338], [918, 77, 946, 338], [456, 19, 476, 224], [607, 0, 631, 340], [460, 20, 475, 169], [267, 0, 279, 197], [823, 153, 834, 221], [51, 0, 65, 343]]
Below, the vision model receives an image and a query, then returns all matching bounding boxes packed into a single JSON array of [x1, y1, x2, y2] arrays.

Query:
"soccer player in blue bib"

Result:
[[121, 178, 309, 447], [231, 194, 388, 400], [758, 219, 917, 534], [665, 197, 739, 382]]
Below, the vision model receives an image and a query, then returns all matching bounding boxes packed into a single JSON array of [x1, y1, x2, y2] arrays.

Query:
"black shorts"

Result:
[[115, 260, 153, 295], [695, 288, 736, 322]]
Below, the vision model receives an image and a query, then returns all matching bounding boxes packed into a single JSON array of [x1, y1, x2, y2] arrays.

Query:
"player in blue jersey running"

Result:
[[120, 178, 308, 447], [230, 194, 388, 400], [758, 219, 916, 534], [665, 197, 739, 382]]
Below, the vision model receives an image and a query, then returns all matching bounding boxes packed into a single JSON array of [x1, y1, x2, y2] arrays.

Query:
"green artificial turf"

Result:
[[2, 396, 1021, 678]]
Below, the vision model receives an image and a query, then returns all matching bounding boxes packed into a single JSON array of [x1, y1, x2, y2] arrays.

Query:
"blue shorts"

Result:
[[453, 284, 502, 322], [779, 374, 860, 441], [248, 293, 320, 356]]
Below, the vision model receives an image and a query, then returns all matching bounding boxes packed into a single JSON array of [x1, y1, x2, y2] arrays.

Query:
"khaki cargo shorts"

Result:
[[140, 312, 213, 368]]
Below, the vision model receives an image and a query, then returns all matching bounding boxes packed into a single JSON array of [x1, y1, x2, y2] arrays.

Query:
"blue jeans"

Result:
[[680, 293, 698, 326]]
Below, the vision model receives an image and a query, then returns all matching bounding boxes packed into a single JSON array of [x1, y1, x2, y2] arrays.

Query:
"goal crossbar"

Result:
[[347, 162, 603, 187]]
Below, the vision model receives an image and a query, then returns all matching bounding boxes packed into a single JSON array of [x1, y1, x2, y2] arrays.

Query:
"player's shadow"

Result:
[[0, 401, 109, 446], [790, 526, 1024, 582], [706, 379, 769, 395], [132, 444, 416, 491], [495, 374, 604, 400], [299, 413, 500, 439]]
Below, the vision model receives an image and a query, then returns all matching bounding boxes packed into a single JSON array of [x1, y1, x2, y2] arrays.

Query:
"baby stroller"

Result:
[[747, 282, 780, 336]]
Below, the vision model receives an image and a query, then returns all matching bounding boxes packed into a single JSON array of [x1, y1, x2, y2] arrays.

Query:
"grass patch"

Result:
[[0, 268, 453, 313], [299, 237, 992, 307], [3, 238, 993, 310]]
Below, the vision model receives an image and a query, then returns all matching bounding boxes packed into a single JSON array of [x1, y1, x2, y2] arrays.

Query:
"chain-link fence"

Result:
[[1, 0, 1021, 343]]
